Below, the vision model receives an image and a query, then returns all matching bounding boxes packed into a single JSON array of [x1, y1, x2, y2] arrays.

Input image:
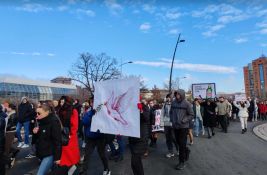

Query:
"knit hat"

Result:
[[21, 96, 28, 103]]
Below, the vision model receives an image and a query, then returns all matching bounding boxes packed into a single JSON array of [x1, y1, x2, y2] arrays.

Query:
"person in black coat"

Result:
[[248, 98, 255, 122], [0, 105, 7, 175], [129, 99, 150, 175], [5, 103, 20, 162], [16, 97, 35, 148], [202, 99, 217, 138], [34, 102, 62, 175]]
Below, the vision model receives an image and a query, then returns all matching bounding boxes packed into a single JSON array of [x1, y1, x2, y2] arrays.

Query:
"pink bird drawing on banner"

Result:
[[102, 88, 133, 126]]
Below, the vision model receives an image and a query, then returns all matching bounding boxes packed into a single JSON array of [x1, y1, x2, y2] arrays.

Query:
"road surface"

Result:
[[7, 121, 267, 175]]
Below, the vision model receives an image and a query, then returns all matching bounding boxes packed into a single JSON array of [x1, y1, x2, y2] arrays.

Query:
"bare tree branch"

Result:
[[69, 52, 120, 96]]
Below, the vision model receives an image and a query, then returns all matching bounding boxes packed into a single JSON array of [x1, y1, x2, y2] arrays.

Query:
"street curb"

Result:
[[253, 122, 267, 142]]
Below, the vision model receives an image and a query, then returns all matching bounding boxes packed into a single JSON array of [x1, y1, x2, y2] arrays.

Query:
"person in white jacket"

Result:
[[233, 100, 250, 134]]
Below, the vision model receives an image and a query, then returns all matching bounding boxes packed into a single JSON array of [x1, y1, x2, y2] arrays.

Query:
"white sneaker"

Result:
[[17, 142, 24, 148], [21, 144, 29, 148], [103, 170, 111, 175], [82, 142, 86, 148], [166, 153, 175, 158]]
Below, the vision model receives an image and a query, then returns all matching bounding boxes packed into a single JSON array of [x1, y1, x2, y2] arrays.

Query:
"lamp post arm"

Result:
[[169, 33, 181, 93]]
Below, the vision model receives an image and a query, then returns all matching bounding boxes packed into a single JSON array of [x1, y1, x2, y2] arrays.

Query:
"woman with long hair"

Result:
[[34, 102, 62, 175], [55, 96, 80, 173]]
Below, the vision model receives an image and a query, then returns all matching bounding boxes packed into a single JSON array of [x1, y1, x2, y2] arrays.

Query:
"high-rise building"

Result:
[[244, 55, 267, 98]]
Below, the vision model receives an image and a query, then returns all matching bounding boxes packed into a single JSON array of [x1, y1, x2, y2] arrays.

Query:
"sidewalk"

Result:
[[253, 122, 267, 141]]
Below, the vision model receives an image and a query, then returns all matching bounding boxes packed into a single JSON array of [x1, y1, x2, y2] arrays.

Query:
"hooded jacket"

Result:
[[170, 89, 194, 129]]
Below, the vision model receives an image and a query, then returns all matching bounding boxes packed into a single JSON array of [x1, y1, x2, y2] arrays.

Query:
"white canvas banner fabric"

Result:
[[91, 78, 140, 138], [235, 94, 247, 101]]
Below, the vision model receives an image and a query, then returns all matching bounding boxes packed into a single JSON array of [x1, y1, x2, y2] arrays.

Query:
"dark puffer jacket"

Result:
[[129, 103, 150, 155], [170, 89, 194, 129], [35, 113, 62, 161], [18, 102, 34, 123]]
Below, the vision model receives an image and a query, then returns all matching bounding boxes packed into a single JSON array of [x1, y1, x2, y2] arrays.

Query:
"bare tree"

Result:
[[69, 52, 120, 96], [163, 77, 181, 91], [123, 75, 148, 90]]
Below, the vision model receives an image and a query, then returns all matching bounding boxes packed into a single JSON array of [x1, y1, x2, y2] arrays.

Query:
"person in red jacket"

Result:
[[258, 101, 266, 121], [53, 96, 80, 174], [264, 101, 267, 120]]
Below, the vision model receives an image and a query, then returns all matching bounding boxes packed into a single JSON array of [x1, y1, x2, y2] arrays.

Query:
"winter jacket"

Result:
[[35, 113, 62, 161], [193, 104, 204, 120], [170, 89, 194, 129], [248, 100, 255, 113], [60, 109, 80, 166], [160, 102, 172, 127], [82, 109, 102, 138], [6, 112, 17, 132], [202, 101, 217, 127], [258, 104, 266, 114], [129, 103, 150, 155], [233, 101, 250, 118], [149, 106, 156, 126], [0, 111, 7, 154], [18, 102, 34, 123], [216, 101, 229, 116]]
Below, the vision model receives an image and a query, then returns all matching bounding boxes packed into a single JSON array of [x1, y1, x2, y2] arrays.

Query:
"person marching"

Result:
[[160, 94, 179, 158], [129, 97, 150, 175], [170, 89, 194, 170], [233, 100, 250, 134]]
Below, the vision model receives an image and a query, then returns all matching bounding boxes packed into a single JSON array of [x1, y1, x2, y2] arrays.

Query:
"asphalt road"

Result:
[[7, 121, 267, 175]]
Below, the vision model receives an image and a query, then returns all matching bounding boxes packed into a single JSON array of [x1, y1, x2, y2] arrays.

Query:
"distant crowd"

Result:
[[0, 89, 266, 175]]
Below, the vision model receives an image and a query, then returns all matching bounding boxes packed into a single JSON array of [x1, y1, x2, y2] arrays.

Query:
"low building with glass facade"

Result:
[[0, 76, 77, 101]]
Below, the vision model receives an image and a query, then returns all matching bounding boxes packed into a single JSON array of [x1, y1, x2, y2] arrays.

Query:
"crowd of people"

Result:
[[0, 90, 266, 175]]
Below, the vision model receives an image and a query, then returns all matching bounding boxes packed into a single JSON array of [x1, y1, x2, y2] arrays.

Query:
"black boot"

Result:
[[175, 162, 186, 170], [242, 129, 245, 134], [244, 128, 247, 132]]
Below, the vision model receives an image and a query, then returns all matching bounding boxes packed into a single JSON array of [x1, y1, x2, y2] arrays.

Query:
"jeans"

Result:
[[109, 136, 124, 157], [16, 121, 30, 144], [164, 126, 178, 153], [37, 155, 54, 175], [194, 117, 203, 136], [83, 137, 109, 172], [174, 128, 188, 163]]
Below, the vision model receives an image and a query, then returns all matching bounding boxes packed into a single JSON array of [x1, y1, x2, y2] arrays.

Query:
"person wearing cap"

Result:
[[170, 89, 194, 170], [16, 97, 35, 148]]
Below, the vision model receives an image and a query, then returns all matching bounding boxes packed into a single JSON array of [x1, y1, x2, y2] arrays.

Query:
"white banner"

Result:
[[91, 78, 140, 138], [152, 109, 164, 132], [235, 94, 247, 101], [192, 83, 216, 99]]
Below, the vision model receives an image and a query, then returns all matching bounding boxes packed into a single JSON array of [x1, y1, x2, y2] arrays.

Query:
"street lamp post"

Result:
[[120, 61, 133, 77], [169, 33, 185, 93]]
